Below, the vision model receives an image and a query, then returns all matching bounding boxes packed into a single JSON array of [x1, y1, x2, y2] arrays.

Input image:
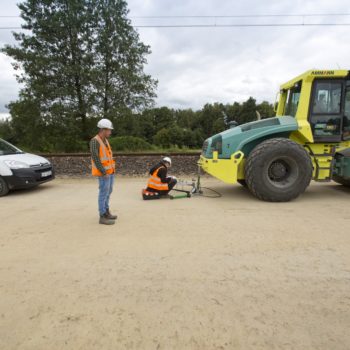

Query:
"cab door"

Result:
[[309, 79, 344, 142], [343, 81, 350, 141]]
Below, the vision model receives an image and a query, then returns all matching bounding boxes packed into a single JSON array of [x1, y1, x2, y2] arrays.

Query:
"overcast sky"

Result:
[[0, 0, 349, 119]]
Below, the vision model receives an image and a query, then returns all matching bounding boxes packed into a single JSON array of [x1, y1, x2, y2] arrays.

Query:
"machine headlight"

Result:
[[4, 160, 30, 169]]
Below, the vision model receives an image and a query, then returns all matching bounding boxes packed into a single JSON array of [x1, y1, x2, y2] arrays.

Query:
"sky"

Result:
[[0, 0, 350, 119]]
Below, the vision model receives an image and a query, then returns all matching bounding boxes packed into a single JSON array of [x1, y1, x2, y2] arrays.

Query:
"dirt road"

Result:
[[1, 178, 350, 350]]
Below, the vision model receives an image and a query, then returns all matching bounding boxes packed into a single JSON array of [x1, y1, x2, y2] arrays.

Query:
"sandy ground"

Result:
[[0, 177, 350, 350]]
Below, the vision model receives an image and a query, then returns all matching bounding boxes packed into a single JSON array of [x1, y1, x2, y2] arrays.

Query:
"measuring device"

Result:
[[169, 166, 203, 199]]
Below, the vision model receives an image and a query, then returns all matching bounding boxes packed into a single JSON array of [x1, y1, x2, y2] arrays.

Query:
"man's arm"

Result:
[[157, 167, 172, 183], [90, 138, 107, 176]]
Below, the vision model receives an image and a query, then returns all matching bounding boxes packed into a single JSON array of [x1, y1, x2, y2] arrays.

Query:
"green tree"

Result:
[[152, 107, 175, 133], [93, 0, 157, 120], [2, 0, 156, 150], [239, 97, 257, 124], [0, 119, 15, 143], [198, 103, 225, 137], [153, 128, 171, 148], [257, 101, 275, 119], [168, 125, 184, 147]]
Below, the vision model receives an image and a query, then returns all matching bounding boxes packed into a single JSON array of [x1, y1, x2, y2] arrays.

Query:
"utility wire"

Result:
[[131, 13, 350, 18], [1, 13, 350, 29], [1, 13, 350, 18], [1, 23, 350, 30], [134, 23, 350, 28]]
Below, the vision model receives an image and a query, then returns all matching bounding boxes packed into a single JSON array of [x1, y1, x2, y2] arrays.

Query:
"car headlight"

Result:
[[4, 160, 30, 169]]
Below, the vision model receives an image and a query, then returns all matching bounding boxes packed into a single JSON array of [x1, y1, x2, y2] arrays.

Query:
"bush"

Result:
[[108, 136, 154, 152], [153, 128, 171, 148]]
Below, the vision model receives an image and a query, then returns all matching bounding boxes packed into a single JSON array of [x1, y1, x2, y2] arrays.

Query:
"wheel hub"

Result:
[[268, 161, 289, 181]]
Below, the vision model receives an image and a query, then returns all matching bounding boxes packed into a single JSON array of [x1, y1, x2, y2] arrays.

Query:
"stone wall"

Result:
[[43, 153, 202, 177]]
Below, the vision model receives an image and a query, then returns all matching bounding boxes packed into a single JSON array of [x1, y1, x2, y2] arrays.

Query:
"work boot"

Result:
[[106, 209, 118, 220], [99, 214, 115, 225]]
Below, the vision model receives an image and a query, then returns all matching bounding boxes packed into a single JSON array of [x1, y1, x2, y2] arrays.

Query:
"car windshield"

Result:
[[0, 139, 23, 155]]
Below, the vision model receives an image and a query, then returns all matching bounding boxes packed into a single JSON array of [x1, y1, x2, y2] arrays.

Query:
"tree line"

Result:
[[0, 98, 275, 152]]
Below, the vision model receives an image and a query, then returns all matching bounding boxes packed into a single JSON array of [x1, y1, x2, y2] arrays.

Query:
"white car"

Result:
[[0, 138, 54, 196]]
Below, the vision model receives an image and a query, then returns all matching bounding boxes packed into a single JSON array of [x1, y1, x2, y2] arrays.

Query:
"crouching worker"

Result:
[[90, 118, 118, 225], [144, 157, 177, 198]]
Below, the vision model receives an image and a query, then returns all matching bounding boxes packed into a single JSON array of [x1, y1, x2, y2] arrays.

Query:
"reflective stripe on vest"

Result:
[[147, 166, 169, 191], [91, 135, 115, 177]]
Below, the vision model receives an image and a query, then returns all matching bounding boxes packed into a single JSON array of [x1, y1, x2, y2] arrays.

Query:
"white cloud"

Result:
[[0, 54, 17, 112], [0, 113, 10, 120]]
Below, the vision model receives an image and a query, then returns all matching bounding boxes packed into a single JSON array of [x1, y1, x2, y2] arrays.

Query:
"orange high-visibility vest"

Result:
[[147, 166, 169, 191], [91, 135, 115, 177]]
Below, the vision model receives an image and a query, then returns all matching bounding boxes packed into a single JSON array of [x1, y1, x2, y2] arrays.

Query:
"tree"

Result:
[[150, 107, 175, 133], [240, 97, 257, 124], [257, 101, 275, 119], [168, 125, 184, 147], [153, 128, 171, 148], [0, 119, 15, 143], [198, 103, 225, 137], [2, 0, 156, 149], [93, 0, 157, 119]]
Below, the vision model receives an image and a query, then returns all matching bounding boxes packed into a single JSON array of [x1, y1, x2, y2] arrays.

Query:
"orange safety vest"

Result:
[[91, 135, 115, 177], [147, 166, 169, 191]]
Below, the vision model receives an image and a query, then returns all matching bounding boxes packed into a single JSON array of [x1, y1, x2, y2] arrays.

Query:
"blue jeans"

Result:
[[98, 174, 114, 216]]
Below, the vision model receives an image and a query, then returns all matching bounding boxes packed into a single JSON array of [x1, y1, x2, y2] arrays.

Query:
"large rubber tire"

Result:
[[0, 176, 9, 197], [245, 138, 313, 202], [333, 175, 350, 187]]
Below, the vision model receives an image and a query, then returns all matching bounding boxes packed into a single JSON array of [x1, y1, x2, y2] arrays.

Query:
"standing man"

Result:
[[90, 119, 117, 225]]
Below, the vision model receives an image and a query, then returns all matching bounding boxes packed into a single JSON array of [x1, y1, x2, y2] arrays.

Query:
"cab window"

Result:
[[344, 88, 350, 140], [285, 82, 301, 117], [309, 80, 343, 142]]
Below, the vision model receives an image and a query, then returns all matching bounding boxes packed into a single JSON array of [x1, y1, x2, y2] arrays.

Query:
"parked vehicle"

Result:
[[0, 138, 54, 196]]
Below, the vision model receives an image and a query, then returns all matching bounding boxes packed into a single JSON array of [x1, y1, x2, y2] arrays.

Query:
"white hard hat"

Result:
[[163, 157, 172, 165], [97, 118, 114, 130]]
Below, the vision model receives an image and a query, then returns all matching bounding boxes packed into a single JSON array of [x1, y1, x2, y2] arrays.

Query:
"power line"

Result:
[[1, 13, 350, 18], [0, 13, 349, 29], [131, 13, 350, 18], [134, 23, 350, 28], [1, 23, 350, 30]]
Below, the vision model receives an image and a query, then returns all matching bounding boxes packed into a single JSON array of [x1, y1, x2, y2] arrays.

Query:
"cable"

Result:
[[1, 13, 350, 18], [198, 187, 222, 198], [1, 23, 350, 30], [134, 23, 350, 28], [133, 13, 350, 18]]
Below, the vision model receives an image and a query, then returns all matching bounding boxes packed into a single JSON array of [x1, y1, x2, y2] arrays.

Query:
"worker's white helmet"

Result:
[[163, 157, 172, 165], [97, 118, 114, 130]]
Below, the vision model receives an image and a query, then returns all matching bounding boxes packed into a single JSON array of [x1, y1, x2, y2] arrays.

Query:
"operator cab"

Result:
[[280, 72, 350, 143]]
